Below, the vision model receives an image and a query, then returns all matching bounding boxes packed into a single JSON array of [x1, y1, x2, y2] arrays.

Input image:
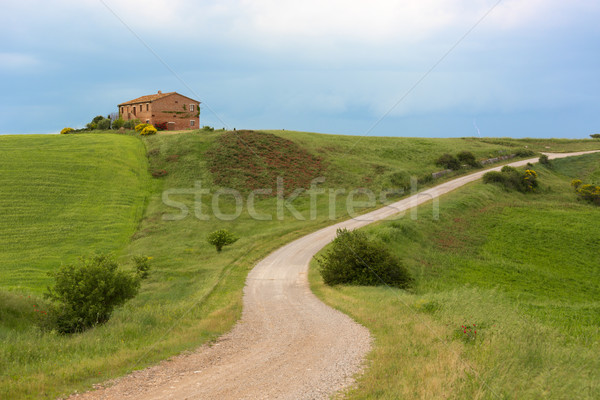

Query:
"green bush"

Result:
[[133, 256, 151, 279], [202, 125, 215, 132], [207, 229, 238, 252], [515, 149, 535, 157], [318, 228, 411, 288], [457, 151, 480, 167], [483, 167, 538, 193], [97, 118, 111, 130], [123, 119, 139, 130], [435, 153, 461, 170], [539, 154, 551, 166], [590, 134, 600, 139], [112, 118, 125, 130], [45, 254, 140, 334]]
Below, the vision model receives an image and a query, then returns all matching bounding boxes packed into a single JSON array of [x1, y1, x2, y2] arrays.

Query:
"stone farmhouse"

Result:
[[118, 91, 201, 131]]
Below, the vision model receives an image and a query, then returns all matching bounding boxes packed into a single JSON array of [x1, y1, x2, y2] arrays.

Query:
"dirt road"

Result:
[[71, 151, 598, 400]]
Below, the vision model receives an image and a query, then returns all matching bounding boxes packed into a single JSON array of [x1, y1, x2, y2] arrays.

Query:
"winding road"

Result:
[[72, 151, 598, 400]]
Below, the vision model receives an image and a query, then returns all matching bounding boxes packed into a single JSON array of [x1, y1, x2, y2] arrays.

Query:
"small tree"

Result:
[[45, 254, 140, 334], [590, 134, 600, 139], [207, 229, 238, 252]]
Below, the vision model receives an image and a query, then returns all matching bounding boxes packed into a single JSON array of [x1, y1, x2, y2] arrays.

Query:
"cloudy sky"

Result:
[[1, 0, 599, 137]]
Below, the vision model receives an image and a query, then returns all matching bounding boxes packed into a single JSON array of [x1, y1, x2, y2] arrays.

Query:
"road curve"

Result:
[[71, 151, 598, 400]]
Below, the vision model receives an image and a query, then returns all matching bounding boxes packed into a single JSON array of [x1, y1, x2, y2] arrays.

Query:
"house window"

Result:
[[139, 105, 142, 112], [120, 107, 123, 114], [146, 104, 149, 111], [190, 120, 195, 127], [189, 104, 194, 112]]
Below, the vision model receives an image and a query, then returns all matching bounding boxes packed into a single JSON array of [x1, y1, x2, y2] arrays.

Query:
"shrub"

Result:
[[135, 123, 150, 132], [539, 154, 551, 166], [112, 118, 125, 130], [590, 134, 600, 139], [60, 127, 74, 135], [515, 149, 535, 157], [140, 125, 157, 136], [96, 118, 111, 130], [91, 115, 104, 124], [483, 167, 538, 193], [155, 122, 168, 131], [45, 254, 140, 334], [435, 153, 461, 170], [522, 169, 538, 192], [573, 182, 600, 205], [202, 125, 215, 132], [457, 151, 480, 167], [86, 122, 97, 130], [482, 171, 505, 184], [318, 228, 412, 288], [123, 119, 139, 130], [132, 256, 151, 279], [207, 229, 238, 252]]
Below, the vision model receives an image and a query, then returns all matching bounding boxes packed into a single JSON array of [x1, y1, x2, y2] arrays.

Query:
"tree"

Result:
[[207, 229, 238, 252], [590, 134, 600, 139]]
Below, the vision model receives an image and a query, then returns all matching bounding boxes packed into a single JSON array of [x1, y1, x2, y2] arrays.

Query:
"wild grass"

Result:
[[310, 152, 600, 399], [1, 130, 599, 399]]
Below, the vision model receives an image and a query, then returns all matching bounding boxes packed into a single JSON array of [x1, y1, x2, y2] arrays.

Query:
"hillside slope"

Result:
[[311, 152, 600, 399], [2, 130, 599, 399]]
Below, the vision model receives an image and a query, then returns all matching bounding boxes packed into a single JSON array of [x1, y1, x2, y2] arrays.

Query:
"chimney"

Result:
[[158, 90, 162, 94]]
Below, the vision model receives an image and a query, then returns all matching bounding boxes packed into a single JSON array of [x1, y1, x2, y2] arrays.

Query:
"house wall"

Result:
[[150, 94, 200, 130], [120, 94, 200, 130]]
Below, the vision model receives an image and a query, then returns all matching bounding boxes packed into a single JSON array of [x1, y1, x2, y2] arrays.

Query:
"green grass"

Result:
[[0, 134, 150, 294], [1, 130, 599, 399], [310, 152, 600, 399]]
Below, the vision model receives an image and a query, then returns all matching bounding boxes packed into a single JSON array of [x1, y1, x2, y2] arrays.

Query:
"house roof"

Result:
[[118, 91, 200, 106]]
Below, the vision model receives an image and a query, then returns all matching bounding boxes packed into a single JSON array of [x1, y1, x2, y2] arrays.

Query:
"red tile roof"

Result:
[[118, 91, 176, 106]]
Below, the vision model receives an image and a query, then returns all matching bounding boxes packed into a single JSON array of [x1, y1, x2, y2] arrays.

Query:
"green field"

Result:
[[310, 152, 600, 399], [0, 134, 150, 293], [1, 130, 599, 399]]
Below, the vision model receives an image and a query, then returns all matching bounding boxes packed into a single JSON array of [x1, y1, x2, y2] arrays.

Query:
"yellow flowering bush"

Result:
[[573, 181, 600, 205], [571, 179, 583, 189], [135, 123, 150, 132], [140, 125, 157, 136], [60, 127, 74, 135]]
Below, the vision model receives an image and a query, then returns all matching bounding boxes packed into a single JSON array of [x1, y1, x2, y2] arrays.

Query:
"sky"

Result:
[[1, 0, 599, 138]]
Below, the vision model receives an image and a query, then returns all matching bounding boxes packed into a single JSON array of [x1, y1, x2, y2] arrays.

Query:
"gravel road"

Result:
[[69, 151, 598, 400]]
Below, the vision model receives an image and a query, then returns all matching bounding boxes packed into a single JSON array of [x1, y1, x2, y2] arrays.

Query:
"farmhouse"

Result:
[[118, 91, 200, 131]]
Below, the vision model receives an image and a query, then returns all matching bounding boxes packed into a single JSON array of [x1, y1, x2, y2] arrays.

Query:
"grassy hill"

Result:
[[0, 134, 150, 294], [1, 130, 599, 399], [310, 152, 600, 399]]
